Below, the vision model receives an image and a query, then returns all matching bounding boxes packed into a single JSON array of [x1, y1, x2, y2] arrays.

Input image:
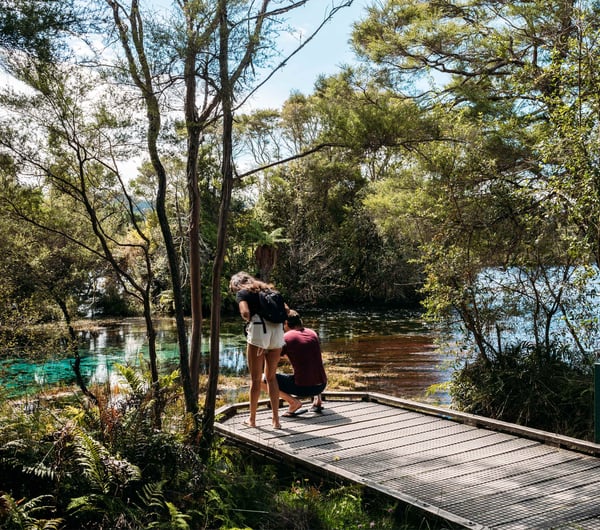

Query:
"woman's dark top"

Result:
[[235, 288, 260, 316]]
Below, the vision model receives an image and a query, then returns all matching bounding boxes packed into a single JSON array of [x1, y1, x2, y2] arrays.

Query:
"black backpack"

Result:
[[257, 288, 287, 331]]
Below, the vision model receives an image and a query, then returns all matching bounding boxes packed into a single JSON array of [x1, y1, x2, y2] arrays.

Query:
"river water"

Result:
[[0, 308, 454, 404]]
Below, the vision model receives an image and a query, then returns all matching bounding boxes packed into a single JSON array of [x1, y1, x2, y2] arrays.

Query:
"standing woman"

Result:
[[230, 271, 286, 429]]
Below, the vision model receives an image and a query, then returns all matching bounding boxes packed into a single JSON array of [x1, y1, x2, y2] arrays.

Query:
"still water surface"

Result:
[[1, 309, 454, 403]]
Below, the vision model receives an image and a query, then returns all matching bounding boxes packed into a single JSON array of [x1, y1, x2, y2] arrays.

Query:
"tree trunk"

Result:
[[202, 0, 234, 448], [153, 118, 198, 418], [56, 296, 98, 405], [107, 0, 198, 419], [142, 297, 162, 429], [255, 244, 278, 281], [184, 11, 203, 403]]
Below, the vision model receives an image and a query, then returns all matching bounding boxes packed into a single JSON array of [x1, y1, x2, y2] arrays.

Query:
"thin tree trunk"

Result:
[[107, 0, 198, 418], [154, 119, 197, 417], [142, 298, 162, 428], [56, 297, 98, 405], [184, 11, 203, 402], [202, 0, 234, 447]]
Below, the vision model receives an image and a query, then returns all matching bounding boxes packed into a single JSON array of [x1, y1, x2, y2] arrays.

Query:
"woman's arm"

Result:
[[238, 300, 251, 322]]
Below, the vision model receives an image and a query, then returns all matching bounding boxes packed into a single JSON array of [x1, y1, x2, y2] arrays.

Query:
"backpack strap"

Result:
[[257, 314, 284, 333]]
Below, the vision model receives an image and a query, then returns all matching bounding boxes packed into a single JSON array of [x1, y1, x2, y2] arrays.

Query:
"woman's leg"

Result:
[[246, 343, 263, 426], [263, 348, 281, 428]]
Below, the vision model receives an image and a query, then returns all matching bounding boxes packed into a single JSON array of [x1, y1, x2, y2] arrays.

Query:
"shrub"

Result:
[[451, 341, 594, 439]]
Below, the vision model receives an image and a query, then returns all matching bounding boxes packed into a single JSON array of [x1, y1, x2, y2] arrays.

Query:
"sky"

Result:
[[248, 0, 371, 109], [0, 1, 371, 110]]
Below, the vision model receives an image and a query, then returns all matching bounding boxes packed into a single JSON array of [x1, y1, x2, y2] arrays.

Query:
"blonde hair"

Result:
[[229, 271, 273, 293]]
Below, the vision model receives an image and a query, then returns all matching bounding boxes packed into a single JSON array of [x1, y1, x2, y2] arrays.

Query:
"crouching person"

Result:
[[264, 310, 327, 417]]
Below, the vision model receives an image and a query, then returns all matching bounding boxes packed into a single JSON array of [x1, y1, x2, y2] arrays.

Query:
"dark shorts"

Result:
[[276, 373, 326, 397]]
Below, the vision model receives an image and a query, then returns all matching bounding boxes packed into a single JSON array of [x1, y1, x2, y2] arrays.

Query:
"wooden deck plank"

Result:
[[480, 481, 600, 529], [326, 429, 506, 470], [377, 437, 544, 481], [395, 447, 585, 492], [470, 467, 600, 526], [439, 456, 600, 509], [283, 417, 470, 457], [401, 450, 586, 505], [215, 392, 600, 529], [538, 512, 600, 530]]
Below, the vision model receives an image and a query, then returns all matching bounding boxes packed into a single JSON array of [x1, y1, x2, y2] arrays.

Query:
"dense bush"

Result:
[[451, 341, 595, 439], [0, 380, 454, 529]]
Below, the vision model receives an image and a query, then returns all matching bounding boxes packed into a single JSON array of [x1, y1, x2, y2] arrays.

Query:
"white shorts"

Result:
[[247, 315, 285, 350]]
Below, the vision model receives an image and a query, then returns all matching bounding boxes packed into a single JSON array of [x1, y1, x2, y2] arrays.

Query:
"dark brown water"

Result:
[[301, 309, 452, 404], [1, 309, 454, 403], [323, 334, 450, 401]]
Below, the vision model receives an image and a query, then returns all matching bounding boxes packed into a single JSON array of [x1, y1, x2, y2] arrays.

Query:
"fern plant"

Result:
[[72, 427, 141, 495], [0, 492, 63, 530], [137, 481, 191, 530]]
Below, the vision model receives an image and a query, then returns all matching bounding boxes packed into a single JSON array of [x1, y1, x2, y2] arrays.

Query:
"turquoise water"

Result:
[[1, 309, 451, 401], [0, 318, 248, 397]]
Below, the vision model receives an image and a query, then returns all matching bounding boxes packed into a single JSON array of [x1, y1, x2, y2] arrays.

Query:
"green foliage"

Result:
[[199, 446, 404, 530], [352, 0, 600, 432], [72, 428, 141, 495], [0, 492, 63, 530], [451, 341, 594, 439], [0, 379, 459, 530], [138, 482, 191, 530], [0, 0, 77, 63], [237, 94, 423, 305], [269, 482, 396, 530]]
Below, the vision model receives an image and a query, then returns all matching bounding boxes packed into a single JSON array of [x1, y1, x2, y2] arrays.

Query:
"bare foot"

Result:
[[243, 419, 256, 428], [287, 399, 303, 415], [272, 422, 281, 429]]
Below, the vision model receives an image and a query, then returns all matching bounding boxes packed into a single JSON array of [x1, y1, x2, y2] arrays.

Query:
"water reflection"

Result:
[[0, 309, 453, 403], [307, 309, 451, 402]]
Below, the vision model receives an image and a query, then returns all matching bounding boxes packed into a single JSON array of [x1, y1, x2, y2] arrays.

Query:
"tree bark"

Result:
[[202, 0, 235, 447], [183, 1, 204, 403]]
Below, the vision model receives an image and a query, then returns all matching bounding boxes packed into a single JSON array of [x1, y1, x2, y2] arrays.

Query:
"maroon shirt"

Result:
[[282, 327, 327, 387]]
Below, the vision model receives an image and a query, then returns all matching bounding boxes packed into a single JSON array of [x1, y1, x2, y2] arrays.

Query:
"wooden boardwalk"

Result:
[[215, 392, 600, 530]]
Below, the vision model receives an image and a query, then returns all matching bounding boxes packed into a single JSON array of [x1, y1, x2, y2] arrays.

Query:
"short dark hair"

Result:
[[286, 310, 302, 328]]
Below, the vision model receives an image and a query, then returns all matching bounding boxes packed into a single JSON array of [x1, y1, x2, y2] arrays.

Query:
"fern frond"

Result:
[[22, 462, 56, 481], [62, 405, 88, 424], [73, 428, 141, 494], [66, 495, 92, 513], [137, 481, 167, 509], [0, 492, 63, 529], [164, 501, 191, 529], [138, 482, 190, 530], [73, 429, 109, 493], [116, 364, 148, 396], [2, 439, 29, 452], [159, 369, 180, 391]]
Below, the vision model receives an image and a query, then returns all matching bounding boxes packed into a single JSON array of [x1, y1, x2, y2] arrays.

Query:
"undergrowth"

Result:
[[451, 341, 594, 439], [0, 369, 458, 530]]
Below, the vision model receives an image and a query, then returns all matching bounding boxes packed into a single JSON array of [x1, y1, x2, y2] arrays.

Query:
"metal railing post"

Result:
[[595, 362, 600, 444]]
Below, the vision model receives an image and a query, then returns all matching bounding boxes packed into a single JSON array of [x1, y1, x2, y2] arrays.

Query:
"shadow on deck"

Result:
[[215, 392, 600, 530]]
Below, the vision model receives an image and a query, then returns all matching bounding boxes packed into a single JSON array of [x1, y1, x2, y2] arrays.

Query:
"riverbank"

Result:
[[206, 350, 362, 407]]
